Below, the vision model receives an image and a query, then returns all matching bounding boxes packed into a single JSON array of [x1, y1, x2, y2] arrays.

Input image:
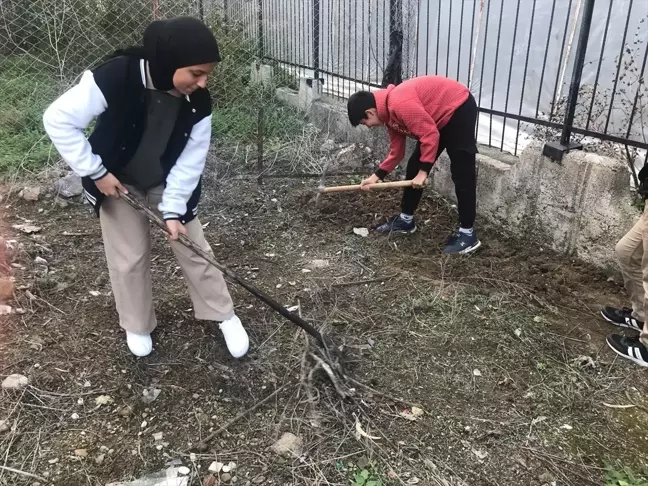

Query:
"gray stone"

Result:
[[20, 186, 41, 201], [54, 173, 83, 198], [105, 467, 188, 486], [1, 374, 29, 390], [270, 432, 302, 458]]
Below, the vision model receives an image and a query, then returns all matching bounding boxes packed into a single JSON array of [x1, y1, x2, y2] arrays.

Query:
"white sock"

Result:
[[459, 227, 474, 235], [400, 213, 414, 223]]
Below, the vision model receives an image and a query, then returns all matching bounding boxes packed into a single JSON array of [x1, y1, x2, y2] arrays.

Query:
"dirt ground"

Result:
[[1, 160, 648, 486]]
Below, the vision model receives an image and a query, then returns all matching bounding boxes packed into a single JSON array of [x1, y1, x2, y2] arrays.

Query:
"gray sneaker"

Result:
[[443, 230, 481, 255]]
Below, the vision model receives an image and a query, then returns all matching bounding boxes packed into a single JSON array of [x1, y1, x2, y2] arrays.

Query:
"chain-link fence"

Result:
[[0, 0, 323, 177]]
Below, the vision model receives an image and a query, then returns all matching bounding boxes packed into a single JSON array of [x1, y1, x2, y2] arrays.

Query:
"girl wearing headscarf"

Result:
[[43, 16, 249, 358]]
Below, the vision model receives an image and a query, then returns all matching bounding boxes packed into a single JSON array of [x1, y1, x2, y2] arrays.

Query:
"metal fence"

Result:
[[254, 0, 648, 163], [1, 0, 647, 176]]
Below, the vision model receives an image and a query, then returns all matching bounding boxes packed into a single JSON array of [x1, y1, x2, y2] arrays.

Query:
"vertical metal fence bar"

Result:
[[446, 0, 452, 78], [489, 0, 505, 147], [425, 0, 430, 74], [535, 0, 558, 118], [468, 0, 477, 86], [457, 0, 465, 82], [290, 0, 295, 75], [336, 0, 341, 97], [383, 0, 387, 80], [368, 2, 373, 87], [560, 0, 595, 145], [198, 0, 204, 21], [586, 0, 613, 131], [548, 0, 574, 122], [515, 0, 538, 155], [362, 0, 366, 84], [435, 0, 441, 74], [542, 0, 596, 160], [257, 0, 263, 59], [501, 0, 522, 151], [476, 0, 492, 141], [605, 0, 634, 134], [625, 42, 648, 140], [313, 0, 320, 79], [415, 0, 421, 76]]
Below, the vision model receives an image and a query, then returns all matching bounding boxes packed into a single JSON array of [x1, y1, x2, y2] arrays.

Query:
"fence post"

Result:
[[313, 0, 320, 79], [198, 0, 204, 20], [382, 0, 403, 86], [257, 0, 264, 59], [542, 0, 596, 162]]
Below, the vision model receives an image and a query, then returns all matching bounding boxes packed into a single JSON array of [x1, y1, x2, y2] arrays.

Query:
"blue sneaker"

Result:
[[375, 215, 416, 234], [443, 230, 481, 254]]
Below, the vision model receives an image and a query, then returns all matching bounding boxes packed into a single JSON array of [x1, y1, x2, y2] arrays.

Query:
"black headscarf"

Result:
[[109, 16, 221, 91]]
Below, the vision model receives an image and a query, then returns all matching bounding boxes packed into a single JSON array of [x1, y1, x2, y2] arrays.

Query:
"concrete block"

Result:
[[298, 78, 323, 111], [250, 63, 273, 86]]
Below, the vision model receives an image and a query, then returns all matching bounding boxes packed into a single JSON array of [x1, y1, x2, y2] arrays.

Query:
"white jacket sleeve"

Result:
[[158, 115, 212, 220], [42, 71, 108, 180]]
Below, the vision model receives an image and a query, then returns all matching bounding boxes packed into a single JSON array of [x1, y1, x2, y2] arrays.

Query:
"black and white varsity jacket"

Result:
[[43, 55, 212, 223]]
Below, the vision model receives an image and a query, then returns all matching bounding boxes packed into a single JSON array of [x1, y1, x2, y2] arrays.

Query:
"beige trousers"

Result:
[[100, 185, 234, 335], [616, 204, 648, 346]]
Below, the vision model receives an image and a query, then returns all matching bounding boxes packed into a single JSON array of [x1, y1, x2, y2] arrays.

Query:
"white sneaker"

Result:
[[219, 315, 249, 358], [126, 331, 153, 357]]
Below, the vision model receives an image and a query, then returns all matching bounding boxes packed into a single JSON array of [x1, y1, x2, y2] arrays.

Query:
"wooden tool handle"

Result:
[[319, 180, 414, 193]]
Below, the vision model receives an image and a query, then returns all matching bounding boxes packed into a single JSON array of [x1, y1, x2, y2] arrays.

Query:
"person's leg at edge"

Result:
[[606, 206, 648, 366]]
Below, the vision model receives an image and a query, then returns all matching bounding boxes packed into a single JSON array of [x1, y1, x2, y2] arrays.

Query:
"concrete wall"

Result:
[[277, 86, 639, 269]]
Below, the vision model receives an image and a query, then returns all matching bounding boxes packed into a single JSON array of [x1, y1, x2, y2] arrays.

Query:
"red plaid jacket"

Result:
[[374, 76, 470, 175]]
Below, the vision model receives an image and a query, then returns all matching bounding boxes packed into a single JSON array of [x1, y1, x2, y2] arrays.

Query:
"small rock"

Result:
[[0, 278, 14, 300], [95, 453, 105, 465], [423, 459, 437, 471], [75, 449, 88, 457], [20, 186, 41, 201], [473, 369, 482, 377], [607, 276, 615, 283], [95, 395, 113, 406], [2, 374, 29, 390], [34, 256, 48, 266], [252, 476, 265, 484], [153, 432, 164, 441], [320, 139, 336, 152], [0, 420, 9, 432], [118, 405, 133, 417], [270, 432, 303, 457], [12, 223, 41, 234], [353, 227, 369, 237], [53, 198, 69, 208], [178, 466, 190, 475], [538, 472, 553, 483], [306, 259, 329, 270], [221, 473, 232, 483], [357, 456, 370, 469], [203, 475, 218, 486], [208, 461, 223, 473], [142, 388, 161, 404], [53, 173, 83, 198], [71, 413, 80, 420]]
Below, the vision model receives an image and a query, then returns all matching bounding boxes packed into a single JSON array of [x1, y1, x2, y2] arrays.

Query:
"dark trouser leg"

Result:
[[448, 149, 477, 228], [401, 144, 422, 215], [401, 141, 445, 215]]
